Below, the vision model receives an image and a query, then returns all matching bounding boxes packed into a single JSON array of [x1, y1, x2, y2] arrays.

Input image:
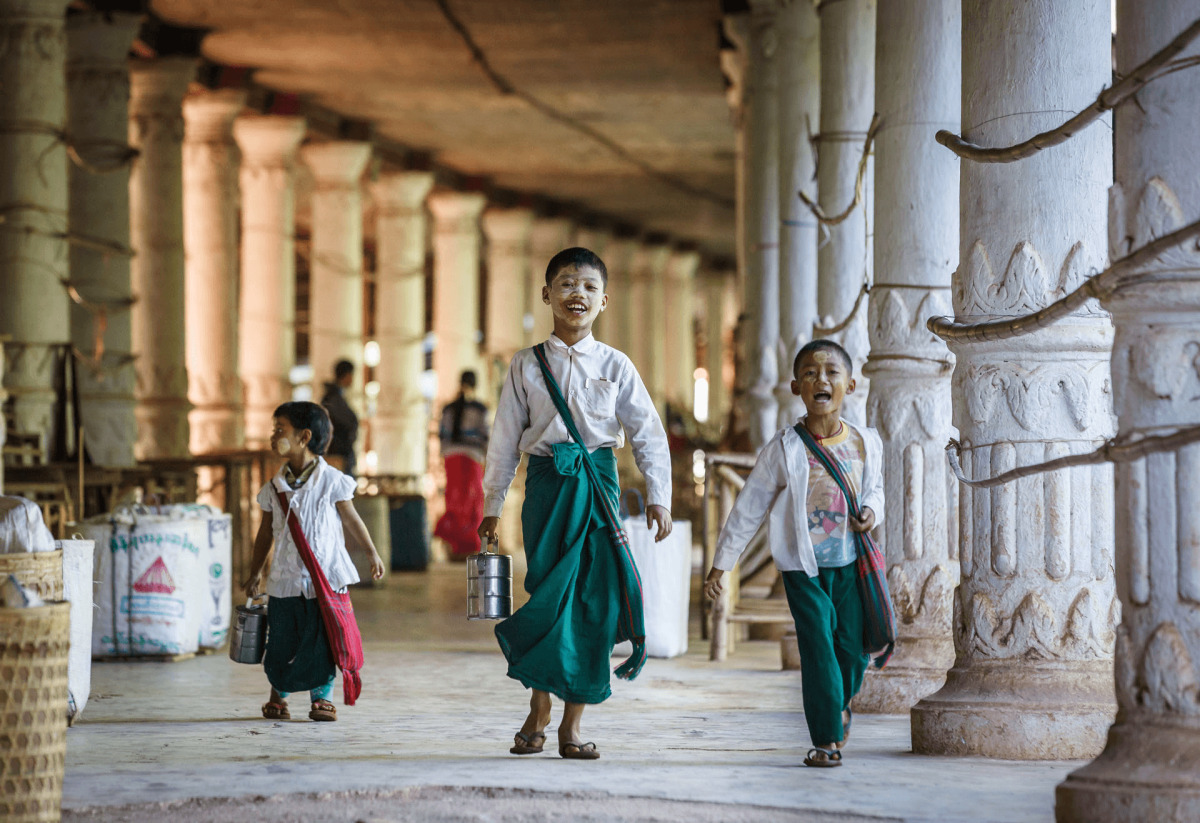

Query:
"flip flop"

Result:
[[804, 746, 843, 768], [510, 731, 547, 755], [559, 741, 600, 760], [261, 700, 290, 720], [843, 707, 853, 744], [309, 699, 337, 721]]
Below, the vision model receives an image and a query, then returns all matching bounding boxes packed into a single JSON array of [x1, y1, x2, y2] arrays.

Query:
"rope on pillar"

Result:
[[937, 17, 1200, 164], [813, 281, 869, 336], [946, 425, 1200, 488], [798, 113, 881, 226], [927, 217, 1200, 342], [0, 121, 139, 174]]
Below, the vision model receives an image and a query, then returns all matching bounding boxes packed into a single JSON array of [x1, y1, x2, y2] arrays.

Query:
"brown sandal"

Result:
[[559, 741, 600, 760], [262, 700, 290, 720], [309, 699, 337, 721], [510, 731, 547, 755]]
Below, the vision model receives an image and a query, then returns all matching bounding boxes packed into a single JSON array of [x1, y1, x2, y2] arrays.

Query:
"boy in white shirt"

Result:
[[479, 247, 673, 760], [705, 340, 885, 768], [243, 401, 384, 722]]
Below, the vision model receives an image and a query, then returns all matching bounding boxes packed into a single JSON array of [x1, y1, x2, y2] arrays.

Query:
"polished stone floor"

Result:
[[62, 563, 1077, 822]]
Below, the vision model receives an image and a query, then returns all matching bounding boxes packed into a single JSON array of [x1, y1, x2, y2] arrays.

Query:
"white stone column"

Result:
[[854, 0, 960, 715], [234, 115, 305, 449], [183, 89, 246, 454], [130, 57, 196, 460], [526, 216, 574, 345], [429, 191, 487, 406], [629, 242, 671, 406], [66, 11, 141, 467], [911, 0, 1116, 759], [743, 0, 781, 448], [1057, 3, 1200, 816], [482, 208, 534, 378], [301, 141, 371, 405], [600, 235, 637, 353], [815, 0, 875, 426], [665, 249, 700, 411], [0, 0, 70, 460], [775, 0, 819, 429], [372, 171, 434, 477], [704, 270, 737, 427]]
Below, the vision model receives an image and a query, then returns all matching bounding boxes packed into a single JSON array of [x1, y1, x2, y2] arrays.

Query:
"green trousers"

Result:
[[495, 447, 623, 704], [264, 595, 337, 696], [782, 563, 870, 746]]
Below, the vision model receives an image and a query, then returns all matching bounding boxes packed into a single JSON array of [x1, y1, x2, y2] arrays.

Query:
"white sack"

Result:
[[0, 495, 55, 554], [621, 493, 692, 659], [60, 539, 95, 722], [80, 510, 208, 657]]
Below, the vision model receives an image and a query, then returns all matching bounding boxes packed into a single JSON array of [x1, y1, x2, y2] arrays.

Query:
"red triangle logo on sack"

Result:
[[133, 556, 176, 594]]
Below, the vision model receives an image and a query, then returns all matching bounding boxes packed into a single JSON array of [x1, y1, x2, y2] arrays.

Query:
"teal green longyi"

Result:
[[495, 445, 625, 704]]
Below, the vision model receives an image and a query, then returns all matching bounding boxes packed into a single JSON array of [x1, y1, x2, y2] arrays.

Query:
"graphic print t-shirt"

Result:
[[804, 423, 866, 568]]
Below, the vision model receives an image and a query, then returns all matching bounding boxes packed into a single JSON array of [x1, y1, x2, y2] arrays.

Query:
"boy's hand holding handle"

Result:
[[849, 506, 875, 534], [478, 516, 501, 544], [242, 569, 264, 599], [704, 567, 725, 600], [647, 504, 672, 542]]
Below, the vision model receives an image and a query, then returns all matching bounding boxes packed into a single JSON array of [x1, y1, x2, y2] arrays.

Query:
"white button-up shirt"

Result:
[[257, 457, 360, 598], [483, 333, 672, 518], [712, 421, 885, 577]]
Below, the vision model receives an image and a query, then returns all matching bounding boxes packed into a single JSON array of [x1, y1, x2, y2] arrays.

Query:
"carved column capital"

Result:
[[372, 170, 434, 216], [301, 140, 371, 191], [428, 190, 487, 236]]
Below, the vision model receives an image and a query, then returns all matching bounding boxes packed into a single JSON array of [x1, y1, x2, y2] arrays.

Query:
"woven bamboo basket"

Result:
[[0, 551, 64, 601], [0, 601, 70, 823]]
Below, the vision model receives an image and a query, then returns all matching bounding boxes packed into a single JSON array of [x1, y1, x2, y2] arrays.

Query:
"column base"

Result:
[[853, 664, 947, 714], [911, 661, 1114, 759], [1055, 721, 1200, 822]]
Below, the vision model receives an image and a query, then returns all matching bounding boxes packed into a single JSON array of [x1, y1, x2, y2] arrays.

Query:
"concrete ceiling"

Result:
[[151, 0, 737, 259]]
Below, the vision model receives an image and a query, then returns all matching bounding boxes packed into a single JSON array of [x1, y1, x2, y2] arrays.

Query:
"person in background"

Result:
[[321, 359, 359, 477], [434, 370, 490, 560]]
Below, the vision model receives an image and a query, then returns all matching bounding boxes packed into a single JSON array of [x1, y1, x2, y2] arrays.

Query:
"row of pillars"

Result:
[[0, 2, 736, 482], [730, 0, 1199, 818]]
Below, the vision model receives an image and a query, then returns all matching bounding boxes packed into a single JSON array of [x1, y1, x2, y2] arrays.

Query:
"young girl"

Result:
[[242, 401, 384, 722]]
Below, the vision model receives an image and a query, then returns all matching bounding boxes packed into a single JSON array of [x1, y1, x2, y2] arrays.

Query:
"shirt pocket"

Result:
[[583, 377, 618, 418]]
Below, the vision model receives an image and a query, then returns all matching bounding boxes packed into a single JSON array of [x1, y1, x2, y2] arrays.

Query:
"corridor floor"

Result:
[[62, 564, 1076, 822]]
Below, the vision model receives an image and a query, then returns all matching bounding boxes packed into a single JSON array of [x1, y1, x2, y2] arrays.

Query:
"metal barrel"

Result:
[[467, 548, 512, 620], [229, 602, 268, 664]]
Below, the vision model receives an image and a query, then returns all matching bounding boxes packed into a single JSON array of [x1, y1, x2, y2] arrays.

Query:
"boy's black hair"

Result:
[[334, 359, 354, 380], [273, 401, 333, 455], [793, 339, 853, 378], [460, 370, 477, 389], [544, 247, 608, 288]]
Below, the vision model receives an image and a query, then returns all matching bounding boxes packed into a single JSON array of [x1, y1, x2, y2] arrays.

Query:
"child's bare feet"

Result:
[[309, 699, 337, 721], [556, 700, 599, 760], [262, 688, 290, 720], [511, 690, 552, 754]]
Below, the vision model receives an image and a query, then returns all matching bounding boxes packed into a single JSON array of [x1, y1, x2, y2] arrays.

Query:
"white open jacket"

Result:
[[712, 420, 885, 578]]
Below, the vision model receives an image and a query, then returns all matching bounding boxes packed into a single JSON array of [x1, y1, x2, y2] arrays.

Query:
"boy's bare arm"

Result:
[[336, 500, 385, 580], [242, 516, 275, 597]]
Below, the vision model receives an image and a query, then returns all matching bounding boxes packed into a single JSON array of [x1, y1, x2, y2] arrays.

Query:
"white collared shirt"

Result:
[[712, 421, 885, 577], [483, 333, 672, 518], [256, 457, 360, 598]]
